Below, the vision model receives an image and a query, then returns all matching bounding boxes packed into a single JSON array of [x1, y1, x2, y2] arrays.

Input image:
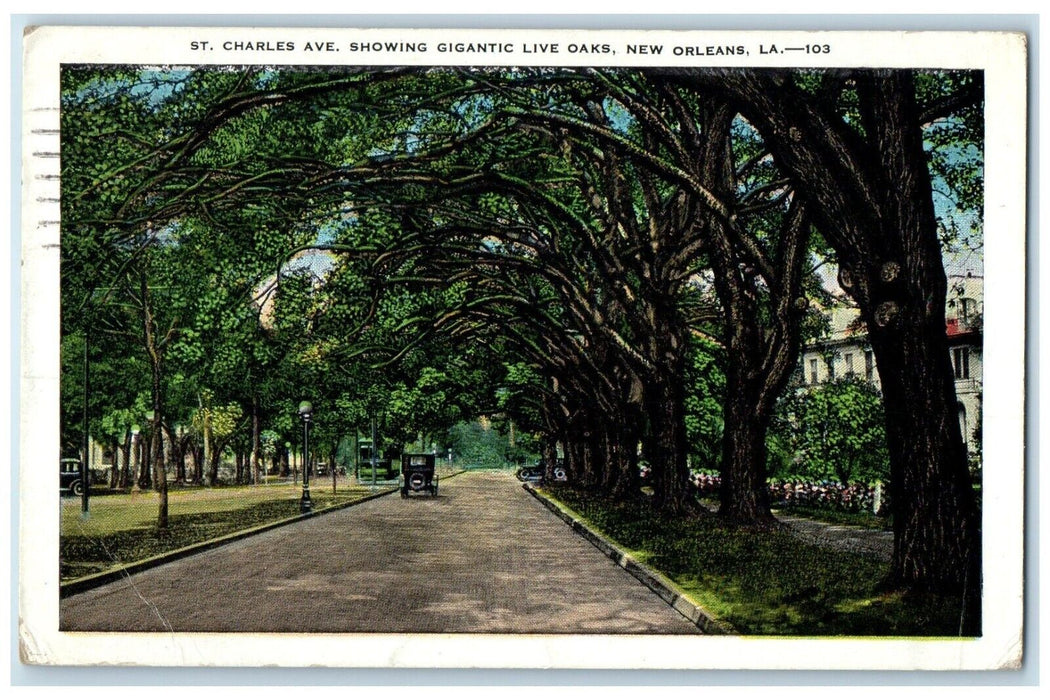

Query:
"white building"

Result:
[[799, 273, 983, 454]]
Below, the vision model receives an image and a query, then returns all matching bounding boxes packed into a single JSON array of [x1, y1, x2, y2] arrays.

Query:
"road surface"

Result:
[[60, 470, 701, 634]]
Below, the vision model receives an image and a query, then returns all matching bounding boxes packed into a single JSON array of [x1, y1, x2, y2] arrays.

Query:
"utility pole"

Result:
[[81, 331, 90, 515]]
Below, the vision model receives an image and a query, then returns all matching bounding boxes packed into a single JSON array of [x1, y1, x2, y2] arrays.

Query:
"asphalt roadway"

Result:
[[59, 470, 701, 635]]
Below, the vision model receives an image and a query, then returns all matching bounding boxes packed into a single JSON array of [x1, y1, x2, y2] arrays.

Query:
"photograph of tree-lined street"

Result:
[[58, 62, 987, 636]]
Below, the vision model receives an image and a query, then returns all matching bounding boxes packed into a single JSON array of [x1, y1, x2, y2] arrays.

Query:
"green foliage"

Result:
[[192, 391, 243, 440], [772, 377, 890, 484], [446, 421, 522, 469], [683, 336, 725, 470]]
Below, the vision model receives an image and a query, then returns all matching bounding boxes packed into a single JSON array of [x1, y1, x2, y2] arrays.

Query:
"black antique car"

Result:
[[515, 464, 544, 482], [400, 453, 438, 497], [515, 460, 567, 483], [60, 458, 88, 496]]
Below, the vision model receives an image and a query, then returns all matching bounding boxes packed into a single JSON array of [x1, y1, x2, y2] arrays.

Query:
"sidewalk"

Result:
[[774, 512, 893, 561]]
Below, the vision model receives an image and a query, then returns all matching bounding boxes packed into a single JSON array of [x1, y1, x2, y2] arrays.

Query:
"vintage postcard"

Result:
[[18, 25, 1027, 670]]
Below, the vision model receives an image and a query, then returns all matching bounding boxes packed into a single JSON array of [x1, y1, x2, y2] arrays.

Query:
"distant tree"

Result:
[[779, 377, 890, 485]]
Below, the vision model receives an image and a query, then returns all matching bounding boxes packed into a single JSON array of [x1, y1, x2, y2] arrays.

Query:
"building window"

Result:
[[953, 347, 970, 380], [845, 353, 854, 376], [827, 355, 836, 381], [864, 350, 874, 381], [809, 358, 819, 385]]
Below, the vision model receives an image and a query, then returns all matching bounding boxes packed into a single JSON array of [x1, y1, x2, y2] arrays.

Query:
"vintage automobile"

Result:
[[516, 460, 567, 483], [400, 453, 438, 497], [60, 458, 88, 497], [515, 464, 544, 482]]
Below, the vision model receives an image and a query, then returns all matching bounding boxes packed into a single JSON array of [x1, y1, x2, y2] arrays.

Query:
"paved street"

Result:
[[60, 470, 701, 634]]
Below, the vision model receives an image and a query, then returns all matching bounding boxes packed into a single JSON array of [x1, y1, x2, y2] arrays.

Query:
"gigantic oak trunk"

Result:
[[718, 385, 773, 524], [540, 435, 559, 483], [867, 299, 981, 604], [646, 365, 693, 515], [602, 423, 641, 503]]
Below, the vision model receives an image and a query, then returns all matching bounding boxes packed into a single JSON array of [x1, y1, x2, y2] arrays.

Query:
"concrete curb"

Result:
[[523, 483, 736, 635], [60, 486, 400, 598]]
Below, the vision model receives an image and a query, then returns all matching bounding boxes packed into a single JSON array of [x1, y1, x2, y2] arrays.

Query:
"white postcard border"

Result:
[[18, 26, 1029, 670]]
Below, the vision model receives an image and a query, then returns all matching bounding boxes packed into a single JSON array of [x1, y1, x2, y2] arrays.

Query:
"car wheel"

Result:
[[70, 480, 84, 497], [554, 468, 567, 481], [408, 473, 426, 491]]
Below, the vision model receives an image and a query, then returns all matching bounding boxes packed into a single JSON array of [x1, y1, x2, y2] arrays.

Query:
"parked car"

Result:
[[400, 453, 438, 497], [515, 465, 544, 482], [516, 461, 567, 483], [60, 458, 88, 496]]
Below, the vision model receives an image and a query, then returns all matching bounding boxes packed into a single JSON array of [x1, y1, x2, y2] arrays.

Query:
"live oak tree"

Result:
[[688, 70, 982, 624]]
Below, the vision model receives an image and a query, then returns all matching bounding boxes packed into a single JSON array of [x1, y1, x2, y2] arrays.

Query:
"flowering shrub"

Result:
[[692, 472, 722, 499], [690, 472, 890, 516]]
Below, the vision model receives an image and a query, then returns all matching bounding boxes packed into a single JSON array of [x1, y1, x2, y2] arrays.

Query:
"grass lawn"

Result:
[[60, 480, 389, 582], [544, 486, 969, 637]]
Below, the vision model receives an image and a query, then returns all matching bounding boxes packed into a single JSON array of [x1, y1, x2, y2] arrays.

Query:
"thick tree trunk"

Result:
[[578, 427, 600, 491], [866, 284, 981, 626], [138, 434, 152, 490], [718, 392, 773, 524], [603, 425, 640, 503], [565, 436, 585, 487], [208, 441, 222, 485], [540, 436, 559, 482], [190, 443, 203, 484], [251, 396, 261, 485], [646, 368, 693, 514], [108, 438, 120, 488], [692, 99, 809, 527], [118, 433, 132, 488]]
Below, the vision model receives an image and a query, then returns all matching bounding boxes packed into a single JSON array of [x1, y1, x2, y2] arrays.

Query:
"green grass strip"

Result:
[[60, 483, 392, 585], [541, 485, 970, 637]]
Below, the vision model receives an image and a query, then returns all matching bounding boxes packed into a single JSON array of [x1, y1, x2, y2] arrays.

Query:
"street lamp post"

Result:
[[370, 412, 378, 490], [130, 425, 141, 490], [298, 401, 313, 514], [81, 332, 91, 515], [285, 441, 292, 483]]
